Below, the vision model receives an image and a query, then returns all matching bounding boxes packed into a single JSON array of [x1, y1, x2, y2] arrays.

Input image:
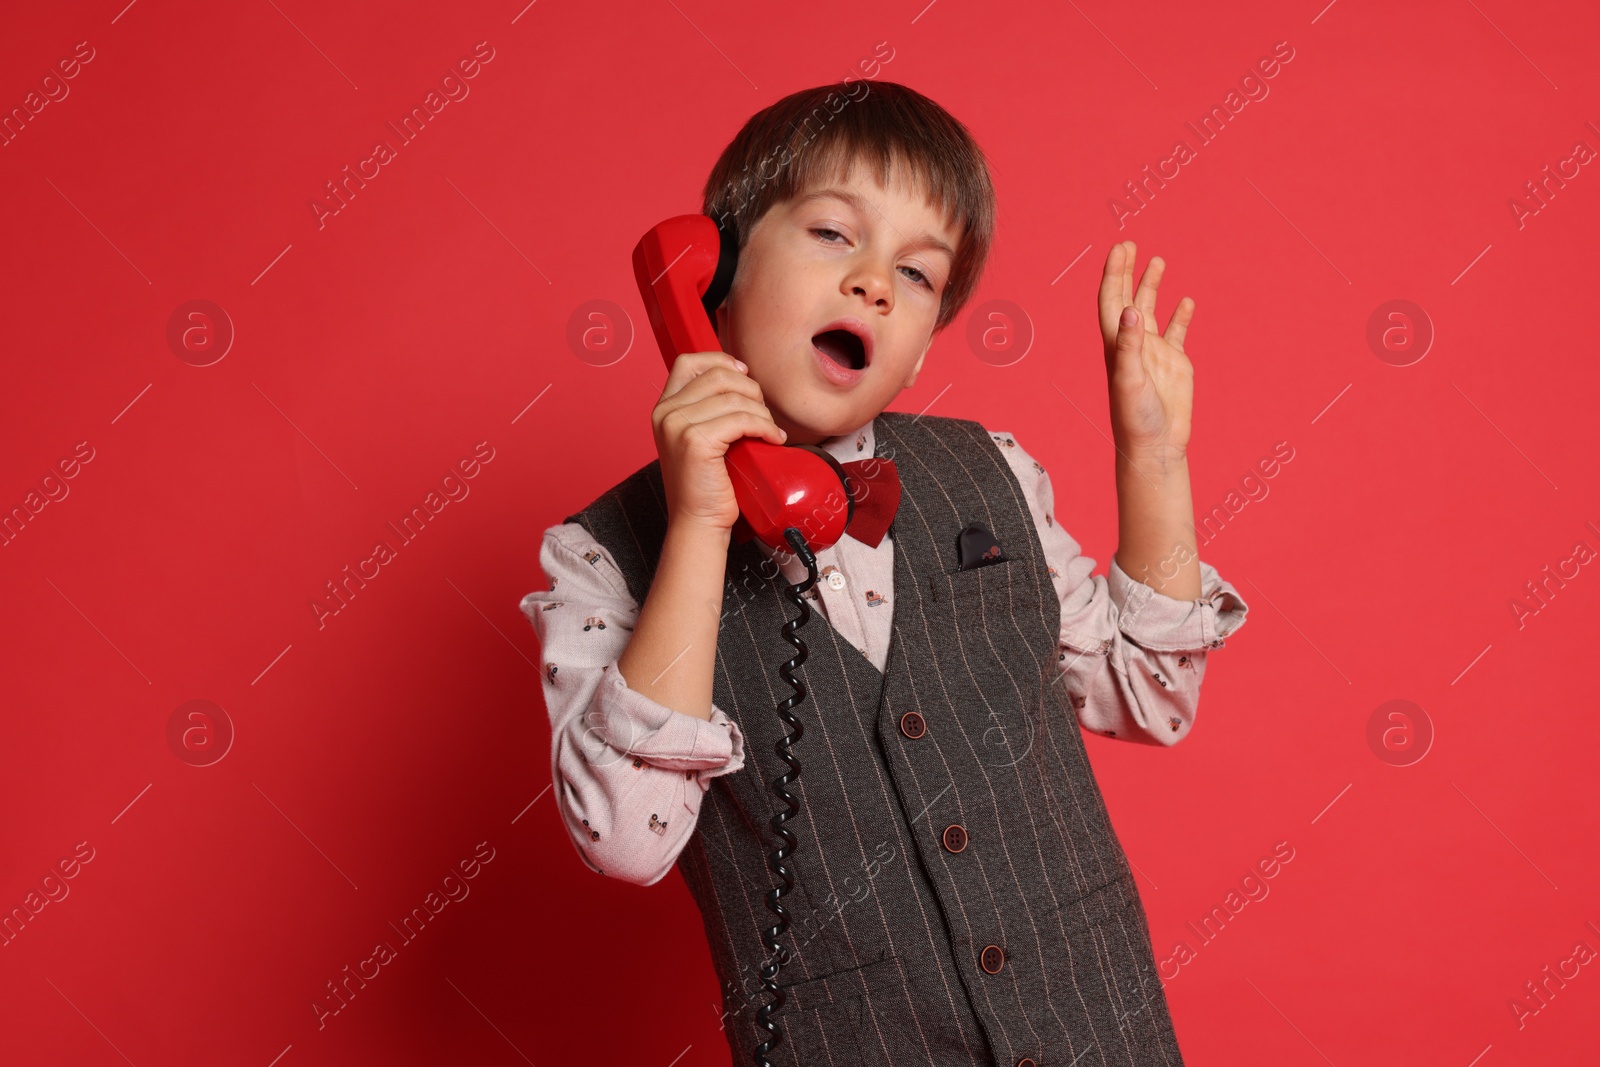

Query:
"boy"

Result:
[[523, 81, 1249, 1066]]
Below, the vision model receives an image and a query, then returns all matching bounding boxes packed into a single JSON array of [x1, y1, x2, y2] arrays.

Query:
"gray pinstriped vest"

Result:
[[567, 412, 1185, 1067]]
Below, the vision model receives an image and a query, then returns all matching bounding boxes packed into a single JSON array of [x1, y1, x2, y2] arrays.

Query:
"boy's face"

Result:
[[713, 159, 961, 446]]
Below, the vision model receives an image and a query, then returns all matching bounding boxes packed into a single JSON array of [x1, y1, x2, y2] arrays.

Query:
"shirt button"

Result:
[[980, 944, 1005, 974], [826, 571, 847, 591], [899, 711, 926, 739], [941, 824, 967, 853]]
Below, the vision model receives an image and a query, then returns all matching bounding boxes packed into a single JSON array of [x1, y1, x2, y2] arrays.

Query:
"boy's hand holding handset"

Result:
[[617, 350, 786, 723], [652, 350, 788, 534]]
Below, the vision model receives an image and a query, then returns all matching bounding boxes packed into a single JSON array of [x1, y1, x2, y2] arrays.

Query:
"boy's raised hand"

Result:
[[652, 350, 788, 534], [1097, 240, 1195, 458]]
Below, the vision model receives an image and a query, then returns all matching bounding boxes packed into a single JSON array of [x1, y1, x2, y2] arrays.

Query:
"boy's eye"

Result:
[[811, 228, 936, 291]]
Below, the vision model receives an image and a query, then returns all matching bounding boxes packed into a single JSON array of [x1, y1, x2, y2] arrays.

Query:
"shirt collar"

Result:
[[825, 416, 876, 464]]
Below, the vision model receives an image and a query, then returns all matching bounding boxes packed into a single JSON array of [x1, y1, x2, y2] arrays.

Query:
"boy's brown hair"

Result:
[[702, 80, 996, 333]]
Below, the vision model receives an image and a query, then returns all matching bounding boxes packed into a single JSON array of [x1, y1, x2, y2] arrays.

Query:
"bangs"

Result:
[[703, 81, 995, 332]]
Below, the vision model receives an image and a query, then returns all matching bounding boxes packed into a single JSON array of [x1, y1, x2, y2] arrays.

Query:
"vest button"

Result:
[[899, 711, 926, 739], [980, 944, 1005, 974], [1017, 1059, 1038, 1067], [941, 824, 967, 853]]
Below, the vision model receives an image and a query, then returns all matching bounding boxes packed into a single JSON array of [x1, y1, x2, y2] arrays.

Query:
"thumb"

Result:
[[1109, 305, 1143, 375]]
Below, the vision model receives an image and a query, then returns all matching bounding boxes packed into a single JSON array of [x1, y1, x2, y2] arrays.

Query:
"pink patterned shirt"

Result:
[[521, 417, 1249, 886]]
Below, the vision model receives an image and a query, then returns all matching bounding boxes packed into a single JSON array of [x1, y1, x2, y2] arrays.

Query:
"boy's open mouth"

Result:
[[812, 328, 868, 371]]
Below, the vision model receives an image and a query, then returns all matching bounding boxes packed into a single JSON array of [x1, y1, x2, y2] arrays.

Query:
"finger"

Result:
[[661, 350, 745, 398], [678, 363, 764, 404], [1121, 240, 1136, 308], [1098, 243, 1128, 340], [664, 364, 764, 409], [670, 393, 783, 446], [656, 367, 763, 449], [662, 383, 763, 439], [681, 349, 745, 374], [661, 395, 772, 457], [1133, 255, 1164, 324], [1163, 296, 1195, 351], [1109, 305, 1144, 381], [692, 407, 788, 449]]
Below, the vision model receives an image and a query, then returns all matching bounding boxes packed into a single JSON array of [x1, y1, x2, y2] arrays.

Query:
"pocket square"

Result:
[[956, 522, 1007, 571]]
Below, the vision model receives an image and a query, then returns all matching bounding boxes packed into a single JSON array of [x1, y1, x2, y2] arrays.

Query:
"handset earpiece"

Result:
[[700, 214, 740, 322]]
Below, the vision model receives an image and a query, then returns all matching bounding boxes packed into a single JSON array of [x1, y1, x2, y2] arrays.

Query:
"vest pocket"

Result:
[[1032, 872, 1180, 1058], [771, 953, 902, 1066], [760, 998, 865, 1067], [934, 558, 1015, 603]]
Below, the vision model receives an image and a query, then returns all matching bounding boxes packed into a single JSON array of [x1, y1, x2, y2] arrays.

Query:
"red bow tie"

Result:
[[729, 455, 901, 551], [838, 456, 900, 549]]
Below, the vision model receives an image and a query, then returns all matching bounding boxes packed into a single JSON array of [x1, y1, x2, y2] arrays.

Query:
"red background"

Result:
[[3, 0, 1598, 1063]]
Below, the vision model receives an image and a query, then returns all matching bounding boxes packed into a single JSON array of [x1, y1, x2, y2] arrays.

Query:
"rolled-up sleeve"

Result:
[[989, 430, 1250, 746], [521, 522, 746, 886]]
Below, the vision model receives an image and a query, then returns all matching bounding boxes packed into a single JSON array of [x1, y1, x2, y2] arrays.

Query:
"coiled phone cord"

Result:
[[753, 525, 819, 1067]]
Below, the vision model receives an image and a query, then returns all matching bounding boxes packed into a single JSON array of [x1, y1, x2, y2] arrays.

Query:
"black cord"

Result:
[[753, 526, 819, 1067]]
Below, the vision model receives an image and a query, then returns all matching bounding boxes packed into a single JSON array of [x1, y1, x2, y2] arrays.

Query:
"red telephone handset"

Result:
[[635, 213, 827, 1061], [631, 214, 853, 554]]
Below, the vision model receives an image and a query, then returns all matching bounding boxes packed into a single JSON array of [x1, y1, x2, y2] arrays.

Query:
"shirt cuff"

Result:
[[595, 661, 746, 778], [1107, 556, 1250, 653]]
